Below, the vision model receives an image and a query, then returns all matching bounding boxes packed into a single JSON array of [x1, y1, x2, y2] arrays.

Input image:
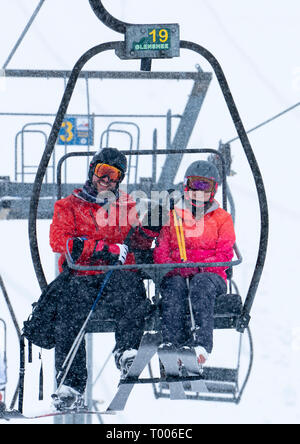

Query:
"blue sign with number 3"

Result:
[[57, 117, 94, 145]]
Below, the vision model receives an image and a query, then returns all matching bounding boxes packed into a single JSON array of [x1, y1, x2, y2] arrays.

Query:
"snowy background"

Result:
[[0, 0, 300, 424]]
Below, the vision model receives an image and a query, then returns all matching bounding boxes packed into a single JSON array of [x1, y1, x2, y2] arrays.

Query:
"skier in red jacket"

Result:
[[151, 160, 236, 367], [49, 148, 152, 410]]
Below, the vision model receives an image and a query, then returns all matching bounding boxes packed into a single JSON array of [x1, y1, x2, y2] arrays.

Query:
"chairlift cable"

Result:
[[226, 101, 300, 144], [2, 0, 46, 70]]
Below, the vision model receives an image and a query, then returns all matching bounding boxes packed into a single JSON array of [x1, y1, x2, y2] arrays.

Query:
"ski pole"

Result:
[[0, 275, 21, 339], [56, 270, 113, 389], [173, 211, 185, 261], [56, 226, 136, 390], [177, 215, 187, 261], [185, 278, 197, 342]]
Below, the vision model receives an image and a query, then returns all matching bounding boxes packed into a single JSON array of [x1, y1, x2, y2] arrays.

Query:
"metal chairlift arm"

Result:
[[89, 0, 130, 34]]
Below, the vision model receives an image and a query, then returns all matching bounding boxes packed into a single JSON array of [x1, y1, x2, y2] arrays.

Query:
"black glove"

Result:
[[142, 189, 181, 233], [91, 242, 128, 265], [142, 203, 166, 233], [70, 237, 85, 262]]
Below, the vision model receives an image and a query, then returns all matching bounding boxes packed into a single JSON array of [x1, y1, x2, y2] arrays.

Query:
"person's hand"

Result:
[[142, 204, 165, 233], [92, 241, 128, 264], [70, 237, 85, 262], [142, 189, 182, 233]]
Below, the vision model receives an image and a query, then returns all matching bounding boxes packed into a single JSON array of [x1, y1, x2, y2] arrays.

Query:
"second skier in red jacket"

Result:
[[149, 160, 236, 367]]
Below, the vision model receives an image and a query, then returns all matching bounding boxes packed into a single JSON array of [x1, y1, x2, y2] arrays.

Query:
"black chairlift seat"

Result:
[[214, 292, 243, 329], [85, 289, 243, 334]]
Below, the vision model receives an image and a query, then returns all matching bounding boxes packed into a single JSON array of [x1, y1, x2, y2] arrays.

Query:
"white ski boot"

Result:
[[194, 345, 209, 366], [114, 349, 137, 379], [51, 384, 86, 411]]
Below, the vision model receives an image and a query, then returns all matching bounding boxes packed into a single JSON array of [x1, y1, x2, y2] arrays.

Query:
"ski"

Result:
[[178, 347, 209, 393], [107, 332, 160, 411], [157, 344, 186, 400], [0, 408, 116, 421]]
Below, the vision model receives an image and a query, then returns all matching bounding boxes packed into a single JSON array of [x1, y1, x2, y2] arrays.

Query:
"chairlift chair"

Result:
[[17, 0, 268, 415]]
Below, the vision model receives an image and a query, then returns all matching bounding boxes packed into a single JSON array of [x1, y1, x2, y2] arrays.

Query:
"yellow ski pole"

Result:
[[178, 215, 187, 262], [173, 209, 185, 261], [172, 210, 197, 342]]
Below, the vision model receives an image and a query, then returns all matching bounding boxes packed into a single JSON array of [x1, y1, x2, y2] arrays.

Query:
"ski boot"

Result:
[[51, 384, 86, 412], [194, 345, 209, 366], [114, 348, 137, 380], [178, 344, 209, 377]]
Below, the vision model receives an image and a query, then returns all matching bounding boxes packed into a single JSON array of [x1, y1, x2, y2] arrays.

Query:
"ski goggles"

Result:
[[186, 176, 215, 192], [93, 163, 122, 182]]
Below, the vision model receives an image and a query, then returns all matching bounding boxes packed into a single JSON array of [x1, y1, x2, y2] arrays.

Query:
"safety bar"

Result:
[[65, 243, 242, 272]]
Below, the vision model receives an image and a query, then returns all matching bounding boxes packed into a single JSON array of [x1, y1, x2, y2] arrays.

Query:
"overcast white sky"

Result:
[[1, 0, 300, 182]]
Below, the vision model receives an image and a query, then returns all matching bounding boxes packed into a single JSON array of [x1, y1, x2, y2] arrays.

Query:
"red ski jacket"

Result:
[[50, 189, 151, 275], [153, 200, 236, 282]]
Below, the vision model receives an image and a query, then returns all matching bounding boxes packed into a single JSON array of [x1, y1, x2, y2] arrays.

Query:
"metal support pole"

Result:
[[158, 76, 212, 189], [86, 333, 93, 424], [85, 74, 91, 174], [166, 109, 172, 149]]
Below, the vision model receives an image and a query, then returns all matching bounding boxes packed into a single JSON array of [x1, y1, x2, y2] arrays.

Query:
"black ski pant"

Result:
[[160, 273, 227, 353], [55, 271, 147, 393]]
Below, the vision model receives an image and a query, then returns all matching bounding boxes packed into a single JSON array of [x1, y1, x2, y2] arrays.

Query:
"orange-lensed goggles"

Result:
[[93, 163, 122, 182]]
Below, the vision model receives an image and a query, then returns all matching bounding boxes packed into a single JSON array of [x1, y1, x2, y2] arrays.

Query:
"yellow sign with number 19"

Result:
[[149, 28, 169, 43]]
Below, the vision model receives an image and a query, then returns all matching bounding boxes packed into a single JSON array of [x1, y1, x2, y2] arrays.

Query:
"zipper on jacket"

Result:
[[89, 209, 99, 232]]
